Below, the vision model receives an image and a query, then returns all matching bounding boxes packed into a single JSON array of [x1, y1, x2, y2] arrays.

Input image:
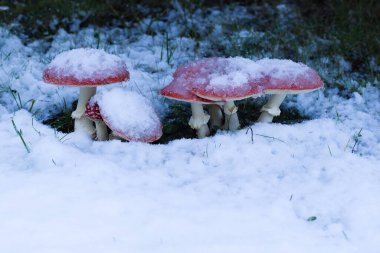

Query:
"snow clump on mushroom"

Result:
[[44, 48, 127, 85], [208, 57, 264, 90], [96, 88, 162, 142]]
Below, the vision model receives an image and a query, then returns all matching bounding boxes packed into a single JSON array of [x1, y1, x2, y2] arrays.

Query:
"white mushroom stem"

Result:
[[207, 104, 223, 128], [72, 87, 97, 134], [94, 120, 108, 141], [188, 102, 210, 138], [258, 93, 287, 123], [223, 100, 240, 130]]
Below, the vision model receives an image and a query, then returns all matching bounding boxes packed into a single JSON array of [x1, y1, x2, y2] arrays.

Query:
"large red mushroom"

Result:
[[160, 66, 223, 138], [177, 57, 265, 131]]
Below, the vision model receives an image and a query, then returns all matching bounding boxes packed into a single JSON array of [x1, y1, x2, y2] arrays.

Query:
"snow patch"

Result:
[[45, 48, 126, 81], [208, 57, 263, 90], [257, 58, 310, 80], [96, 88, 161, 141]]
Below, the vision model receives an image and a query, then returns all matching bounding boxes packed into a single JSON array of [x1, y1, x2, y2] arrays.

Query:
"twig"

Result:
[[255, 133, 286, 143]]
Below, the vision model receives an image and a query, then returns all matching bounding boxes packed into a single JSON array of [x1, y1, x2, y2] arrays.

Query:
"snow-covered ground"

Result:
[[1, 5, 380, 253]]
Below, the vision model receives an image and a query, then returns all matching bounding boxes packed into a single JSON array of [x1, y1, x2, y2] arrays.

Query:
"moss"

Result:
[[155, 103, 195, 144], [43, 110, 74, 133]]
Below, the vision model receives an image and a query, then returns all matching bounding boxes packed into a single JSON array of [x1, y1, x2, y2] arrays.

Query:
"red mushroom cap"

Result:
[[160, 77, 216, 104], [256, 59, 324, 94], [43, 48, 129, 86], [173, 58, 265, 101], [84, 101, 102, 121], [160, 59, 220, 104]]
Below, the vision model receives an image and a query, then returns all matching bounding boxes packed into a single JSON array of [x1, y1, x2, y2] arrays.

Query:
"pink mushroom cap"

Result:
[[84, 101, 102, 121], [174, 58, 266, 101], [43, 48, 129, 86], [160, 77, 216, 104], [256, 59, 324, 94]]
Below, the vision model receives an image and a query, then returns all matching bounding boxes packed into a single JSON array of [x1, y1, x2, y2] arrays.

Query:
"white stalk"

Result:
[[72, 87, 97, 134], [258, 94, 287, 123], [95, 120, 108, 141], [223, 100, 240, 130], [207, 104, 223, 128], [188, 102, 210, 138]]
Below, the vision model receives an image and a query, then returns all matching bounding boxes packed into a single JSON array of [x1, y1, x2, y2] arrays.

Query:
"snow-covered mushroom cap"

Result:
[[96, 88, 162, 142], [254, 59, 324, 123], [185, 57, 266, 101], [43, 48, 129, 86], [160, 75, 215, 104], [257, 58, 324, 94]]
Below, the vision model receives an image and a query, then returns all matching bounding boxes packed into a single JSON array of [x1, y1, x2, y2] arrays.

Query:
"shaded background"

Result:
[[1, 0, 379, 75]]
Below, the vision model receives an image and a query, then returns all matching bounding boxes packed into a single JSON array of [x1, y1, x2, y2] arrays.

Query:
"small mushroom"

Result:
[[96, 88, 162, 143], [255, 59, 324, 122], [84, 101, 108, 141], [160, 69, 223, 138], [43, 48, 129, 136]]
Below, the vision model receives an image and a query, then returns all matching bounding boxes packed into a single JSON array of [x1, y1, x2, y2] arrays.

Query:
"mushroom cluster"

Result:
[[160, 57, 323, 138], [43, 49, 323, 142], [43, 48, 129, 137], [43, 48, 162, 142]]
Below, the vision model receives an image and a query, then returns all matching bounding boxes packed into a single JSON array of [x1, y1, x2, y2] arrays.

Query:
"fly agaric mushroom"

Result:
[[43, 48, 129, 136], [184, 57, 265, 131], [95, 88, 162, 143], [255, 59, 324, 122], [84, 101, 109, 141], [160, 67, 223, 138]]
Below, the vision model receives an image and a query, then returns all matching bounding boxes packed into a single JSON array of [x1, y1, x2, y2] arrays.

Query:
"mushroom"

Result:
[[84, 101, 109, 141], [95, 88, 162, 143], [183, 57, 265, 131], [43, 48, 129, 136], [255, 59, 324, 122], [160, 68, 224, 138]]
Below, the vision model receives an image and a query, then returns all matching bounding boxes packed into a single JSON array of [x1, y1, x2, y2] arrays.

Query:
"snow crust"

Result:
[[0, 99, 379, 252], [257, 58, 310, 79], [45, 48, 126, 82], [257, 58, 323, 91], [208, 57, 263, 89], [183, 57, 313, 92], [96, 88, 162, 142]]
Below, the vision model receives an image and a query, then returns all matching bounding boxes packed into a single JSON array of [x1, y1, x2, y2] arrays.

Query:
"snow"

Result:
[[44, 48, 127, 82], [1, 102, 379, 252], [96, 88, 162, 142], [208, 57, 263, 90], [0, 5, 380, 253], [258, 58, 309, 79]]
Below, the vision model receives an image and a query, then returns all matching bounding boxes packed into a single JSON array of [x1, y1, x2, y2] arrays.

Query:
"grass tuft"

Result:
[[11, 118, 30, 153]]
